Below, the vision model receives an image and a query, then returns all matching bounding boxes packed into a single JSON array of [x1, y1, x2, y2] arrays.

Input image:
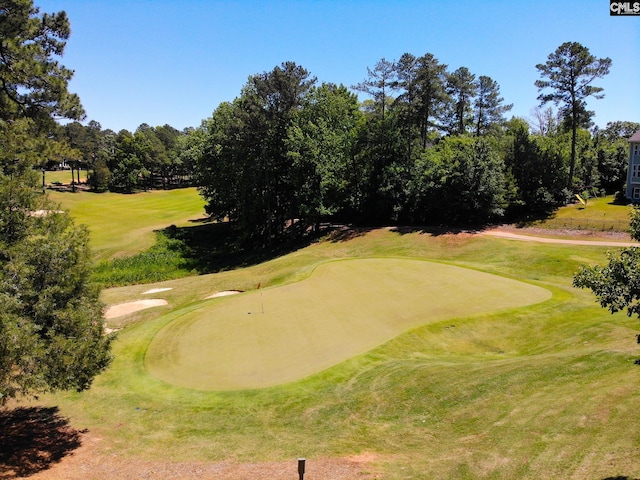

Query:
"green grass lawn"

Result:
[[35, 226, 640, 479], [48, 187, 206, 260], [146, 258, 550, 390], [43, 169, 87, 185], [531, 194, 633, 231]]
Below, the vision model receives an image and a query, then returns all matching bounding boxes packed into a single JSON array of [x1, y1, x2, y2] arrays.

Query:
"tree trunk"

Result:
[[70, 163, 76, 192], [568, 94, 577, 192]]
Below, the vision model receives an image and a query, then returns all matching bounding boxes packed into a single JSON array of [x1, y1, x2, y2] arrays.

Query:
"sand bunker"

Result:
[[143, 287, 173, 294], [205, 290, 242, 299], [104, 299, 168, 319], [29, 209, 64, 217]]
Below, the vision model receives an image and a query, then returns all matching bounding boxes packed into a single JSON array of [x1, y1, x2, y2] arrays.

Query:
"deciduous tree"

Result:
[[574, 207, 640, 324], [286, 83, 361, 228], [528, 106, 558, 136], [504, 119, 567, 214], [410, 136, 506, 224], [197, 62, 315, 243]]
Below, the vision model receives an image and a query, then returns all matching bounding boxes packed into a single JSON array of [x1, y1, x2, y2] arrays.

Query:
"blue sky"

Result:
[[37, 0, 640, 133]]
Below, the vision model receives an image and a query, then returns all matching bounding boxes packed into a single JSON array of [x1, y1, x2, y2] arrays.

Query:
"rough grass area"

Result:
[[28, 227, 640, 480], [91, 232, 196, 287]]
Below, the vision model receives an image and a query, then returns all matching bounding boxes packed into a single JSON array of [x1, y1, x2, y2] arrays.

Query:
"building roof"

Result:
[[630, 130, 640, 143]]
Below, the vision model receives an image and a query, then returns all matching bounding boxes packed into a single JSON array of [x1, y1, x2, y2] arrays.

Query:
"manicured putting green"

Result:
[[145, 258, 551, 390]]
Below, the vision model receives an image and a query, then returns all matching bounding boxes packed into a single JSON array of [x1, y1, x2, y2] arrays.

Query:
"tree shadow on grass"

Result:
[[326, 225, 375, 242], [390, 225, 485, 236], [163, 221, 327, 274], [0, 406, 83, 478], [162, 221, 490, 273]]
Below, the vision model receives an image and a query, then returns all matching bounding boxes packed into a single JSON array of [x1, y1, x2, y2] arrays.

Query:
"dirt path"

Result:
[[481, 227, 639, 247], [12, 430, 378, 480]]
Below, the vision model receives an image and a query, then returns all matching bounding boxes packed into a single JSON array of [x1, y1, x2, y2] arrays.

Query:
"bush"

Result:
[[92, 232, 195, 286]]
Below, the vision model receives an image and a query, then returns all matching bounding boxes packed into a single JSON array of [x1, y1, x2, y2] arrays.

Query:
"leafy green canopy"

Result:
[[0, 187, 112, 402], [0, 0, 111, 403], [574, 207, 640, 319]]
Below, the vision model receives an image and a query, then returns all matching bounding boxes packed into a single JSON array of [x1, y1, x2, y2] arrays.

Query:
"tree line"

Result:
[[32, 43, 636, 247], [182, 47, 635, 244], [49, 120, 195, 192]]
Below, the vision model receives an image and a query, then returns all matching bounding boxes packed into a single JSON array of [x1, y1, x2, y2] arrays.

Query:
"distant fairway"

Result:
[[49, 187, 205, 260], [146, 258, 550, 390]]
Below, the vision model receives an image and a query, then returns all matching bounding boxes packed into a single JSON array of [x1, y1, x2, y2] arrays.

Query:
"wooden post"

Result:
[[298, 458, 306, 480]]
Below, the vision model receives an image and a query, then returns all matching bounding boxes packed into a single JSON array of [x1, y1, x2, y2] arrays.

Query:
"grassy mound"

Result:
[[146, 258, 550, 390]]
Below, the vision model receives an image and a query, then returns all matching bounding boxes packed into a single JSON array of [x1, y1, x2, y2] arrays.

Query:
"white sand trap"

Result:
[[29, 209, 64, 217], [143, 287, 173, 294], [205, 290, 242, 299], [104, 299, 168, 319]]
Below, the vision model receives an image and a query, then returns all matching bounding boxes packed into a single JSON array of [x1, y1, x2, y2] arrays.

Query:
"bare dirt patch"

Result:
[[142, 287, 173, 295], [15, 431, 379, 480], [0, 406, 81, 479], [103, 299, 168, 319], [481, 226, 638, 247], [205, 290, 242, 299]]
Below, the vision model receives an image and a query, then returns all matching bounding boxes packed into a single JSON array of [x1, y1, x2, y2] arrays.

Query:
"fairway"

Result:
[[146, 258, 551, 390], [49, 188, 205, 259]]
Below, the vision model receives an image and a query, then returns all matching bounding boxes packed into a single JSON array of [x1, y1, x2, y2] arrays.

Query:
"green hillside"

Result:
[[33, 223, 640, 480]]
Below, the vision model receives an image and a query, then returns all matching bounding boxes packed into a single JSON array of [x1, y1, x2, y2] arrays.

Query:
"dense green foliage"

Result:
[[91, 231, 194, 287], [30, 39, 632, 247], [53, 121, 193, 193], [0, 192, 112, 402], [574, 206, 640, 319], [409, 136, 506, 223], [188, 47, 630, 243], [195, 62, 317, 242], [0, 0, 111, 402], [41, 41, 629, 246]]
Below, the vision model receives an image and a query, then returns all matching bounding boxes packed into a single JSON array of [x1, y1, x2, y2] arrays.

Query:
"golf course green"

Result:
[[32, 188, 640, 478], [146, 258, 551, 390]]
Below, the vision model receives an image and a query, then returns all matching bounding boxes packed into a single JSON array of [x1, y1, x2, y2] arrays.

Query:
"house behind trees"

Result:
[[626, 130, 640, 201]]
